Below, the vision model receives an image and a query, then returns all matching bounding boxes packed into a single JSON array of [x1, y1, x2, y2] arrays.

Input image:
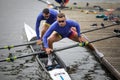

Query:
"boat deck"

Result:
[[62, 9, 120, 79]]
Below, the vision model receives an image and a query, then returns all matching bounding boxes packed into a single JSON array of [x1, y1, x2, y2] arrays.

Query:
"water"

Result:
[[0, 0, 117, 80], [54, 39, 114, 80], [0, 0, 46, 80], [68, 0, 120, 3]]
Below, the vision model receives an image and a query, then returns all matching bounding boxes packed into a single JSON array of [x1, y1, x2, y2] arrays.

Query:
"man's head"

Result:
[[57, 13, 66, 27], [42, 8, 50, 19]]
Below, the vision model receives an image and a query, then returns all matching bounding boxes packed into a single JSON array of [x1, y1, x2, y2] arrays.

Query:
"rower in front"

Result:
[[42, 13, 86, 66], [35, 8, 58, 46]]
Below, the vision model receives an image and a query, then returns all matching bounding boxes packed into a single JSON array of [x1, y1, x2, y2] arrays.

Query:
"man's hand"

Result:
[[79, 42, 89, 47], [37, 39, 42, 45], [78, 36, 85, 42], [45, 48, 53, 54], [78, 36, 89, 47]]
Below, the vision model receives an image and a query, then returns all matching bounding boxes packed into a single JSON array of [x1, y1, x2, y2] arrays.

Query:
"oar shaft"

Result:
[[0, 34, 119, 62], [16, 51, 45, 59], [54, 43, 79, 52], [0, 40, 37, 50], [81, 23, 117, 34], [0, 51, 45, 62], [13, 40, 37, 47], [89, 34, 120, 43], [54, 34, 120, 52]]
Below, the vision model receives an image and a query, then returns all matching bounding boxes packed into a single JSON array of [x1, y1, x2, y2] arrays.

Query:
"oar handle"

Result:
[[13, 40, 37, 47]]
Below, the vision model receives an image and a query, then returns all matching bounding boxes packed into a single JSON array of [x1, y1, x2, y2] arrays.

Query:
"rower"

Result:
[[42, 13, 87, 66], [35, 8, 59, 48]]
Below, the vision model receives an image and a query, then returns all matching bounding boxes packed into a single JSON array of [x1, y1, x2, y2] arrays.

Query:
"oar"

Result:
[[0, 23, 118, 50], [0, 51, 45, 62], [81, 23, 119, 34], [0, 34, 119, 62], [54, 34, 120, 52], [0, 40, 37, 50]]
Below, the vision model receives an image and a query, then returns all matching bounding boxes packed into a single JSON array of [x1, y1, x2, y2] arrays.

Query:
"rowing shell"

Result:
[[24, 23, 71, 80]]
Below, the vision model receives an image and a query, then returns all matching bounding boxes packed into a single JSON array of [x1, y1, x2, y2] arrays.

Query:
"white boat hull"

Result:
[[24, 23, 36, 41]]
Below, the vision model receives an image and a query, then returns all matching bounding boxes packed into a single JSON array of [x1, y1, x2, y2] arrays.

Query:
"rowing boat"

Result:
[[24, 23, 120, 79], [24, 23, 72, 80]]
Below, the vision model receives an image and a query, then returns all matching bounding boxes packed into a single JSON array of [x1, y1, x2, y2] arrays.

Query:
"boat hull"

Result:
[[24, 23, 71, 80]]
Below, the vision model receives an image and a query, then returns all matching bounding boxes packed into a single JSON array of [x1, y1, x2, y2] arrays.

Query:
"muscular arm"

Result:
[[72, 21, 81, 37], [72, 21, 86, 42], [42, 22, 56, 48], [35, 13, 43, 39]]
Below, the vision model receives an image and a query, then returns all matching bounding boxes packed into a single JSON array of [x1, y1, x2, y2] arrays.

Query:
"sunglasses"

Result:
[[58, 20, 65, 23]]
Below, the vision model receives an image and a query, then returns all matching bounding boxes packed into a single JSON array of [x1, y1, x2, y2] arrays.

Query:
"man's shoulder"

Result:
[[38, 12, 43, 18], [66, 19, 75, 23], [49, 8, 56, 11], [49, 9, 58, 14], [66, 19, 78, 25], [51, 21, 58, 26]]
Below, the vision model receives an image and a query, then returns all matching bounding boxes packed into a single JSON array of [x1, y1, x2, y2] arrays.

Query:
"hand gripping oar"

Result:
[[0, 34, 119, 62], [81, 23, 119, 34], [0, 40, 37, 50]]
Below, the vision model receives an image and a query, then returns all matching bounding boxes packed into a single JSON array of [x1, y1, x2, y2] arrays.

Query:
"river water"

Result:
[[0, 0, 118, 80]]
